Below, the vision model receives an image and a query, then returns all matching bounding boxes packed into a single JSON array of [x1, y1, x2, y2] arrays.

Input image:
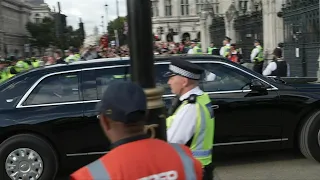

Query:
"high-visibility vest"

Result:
[[65, 55, 79, 63], [70, 139, 203, 180], [223, 45, 231, 57], [193, 46, 202, 54], [252, 46, 264, 62], [208, 47, 218, 54], [31, 60, 41, 68], [167, 93, 214, 166]]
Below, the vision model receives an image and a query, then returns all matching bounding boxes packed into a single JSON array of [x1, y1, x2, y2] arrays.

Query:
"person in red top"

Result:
[[70, 81, 203, 180]]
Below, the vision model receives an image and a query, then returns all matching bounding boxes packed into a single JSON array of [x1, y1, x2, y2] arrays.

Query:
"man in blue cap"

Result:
[[71, 81, 203, 180], [165, 59, 215, 180]]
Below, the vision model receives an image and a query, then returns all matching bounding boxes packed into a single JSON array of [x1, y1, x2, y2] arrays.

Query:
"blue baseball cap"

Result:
[[96, 81, 147, 124]]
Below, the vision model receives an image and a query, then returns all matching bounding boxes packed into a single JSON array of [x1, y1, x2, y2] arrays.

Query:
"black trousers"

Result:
[[203, 163, 214, 180], [253, 62, 264, 74]]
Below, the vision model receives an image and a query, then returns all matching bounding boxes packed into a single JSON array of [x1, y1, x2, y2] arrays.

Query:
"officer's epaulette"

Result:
[[187, 94, 198, 104]]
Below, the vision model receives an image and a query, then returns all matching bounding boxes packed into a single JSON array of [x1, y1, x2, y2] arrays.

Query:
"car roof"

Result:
[[0, 55, 228, 84], [43, 54, 226, 70]]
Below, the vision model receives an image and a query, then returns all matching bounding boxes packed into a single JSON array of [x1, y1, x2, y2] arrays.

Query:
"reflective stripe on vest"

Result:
[[85, 144, 197, 180], [87, 159, 111, 180], [169, 143, 196, 180], [167, 93, 214, 166]]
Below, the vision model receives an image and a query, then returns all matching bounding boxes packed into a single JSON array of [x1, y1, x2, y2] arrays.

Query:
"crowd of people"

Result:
[[0, 37, 288, 83]]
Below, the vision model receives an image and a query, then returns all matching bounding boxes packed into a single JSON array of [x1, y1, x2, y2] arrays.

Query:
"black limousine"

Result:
[[1, 55, 320, 180]]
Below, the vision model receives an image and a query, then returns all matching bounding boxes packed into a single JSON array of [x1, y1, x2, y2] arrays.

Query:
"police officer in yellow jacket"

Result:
[[164, 59, 215, 180]]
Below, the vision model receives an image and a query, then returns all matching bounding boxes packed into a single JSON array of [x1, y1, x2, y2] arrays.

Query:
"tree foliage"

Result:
[[107, 16, 127, 45], [26, 17, 55, 48], [26, 17, 85, 50]]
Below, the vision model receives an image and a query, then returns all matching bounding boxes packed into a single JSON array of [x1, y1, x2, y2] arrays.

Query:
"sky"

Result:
[[45, 0, 127, 35]]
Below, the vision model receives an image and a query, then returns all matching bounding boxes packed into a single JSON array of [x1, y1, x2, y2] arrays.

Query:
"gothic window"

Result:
[[165, 0, 172, 16], [35, 13, 41, 24], [180, 0, 189, 15], [151, 1, 159, 17], [196, 0, 205, 14]]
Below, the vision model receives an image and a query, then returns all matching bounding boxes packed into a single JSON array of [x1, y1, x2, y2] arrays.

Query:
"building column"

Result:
[[200, 12, 210, 52], [263, 0, 284, 61]]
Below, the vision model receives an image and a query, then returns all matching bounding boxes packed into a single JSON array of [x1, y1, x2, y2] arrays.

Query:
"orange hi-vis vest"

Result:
[[70, 138, 203, 180]]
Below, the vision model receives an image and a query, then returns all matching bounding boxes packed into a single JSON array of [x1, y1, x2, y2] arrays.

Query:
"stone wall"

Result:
[[0, 0, 31, 58]]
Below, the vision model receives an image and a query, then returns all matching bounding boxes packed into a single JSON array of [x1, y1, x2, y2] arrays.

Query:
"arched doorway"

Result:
[[197, 32, 201, 41], [166, 33, 173, 42], [182, 33, 191, 41]]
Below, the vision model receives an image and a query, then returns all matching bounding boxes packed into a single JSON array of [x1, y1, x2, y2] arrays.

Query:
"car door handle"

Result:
[[211, 105, 219, 109]]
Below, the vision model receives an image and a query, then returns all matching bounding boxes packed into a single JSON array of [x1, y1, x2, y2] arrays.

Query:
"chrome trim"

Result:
[[66, 151, 109, 157], [213, 138, 288, 147], [16, 65, 128, 108], [65, 138, 289, 157]]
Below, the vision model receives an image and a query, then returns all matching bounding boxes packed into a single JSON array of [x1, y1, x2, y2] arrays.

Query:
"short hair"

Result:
[[55, 49, 63, 56]]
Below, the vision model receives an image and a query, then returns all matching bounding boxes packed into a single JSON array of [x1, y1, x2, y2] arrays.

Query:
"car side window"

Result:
[[96, 66, 129, 99], [198, 63, 254, 92], [155, 64, 172, 95], [24, 72, 80, 105]]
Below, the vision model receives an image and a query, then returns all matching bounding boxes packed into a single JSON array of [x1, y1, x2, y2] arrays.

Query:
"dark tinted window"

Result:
[[155, 64, 171, 95], [24, 73, 80, 105], [81, 66, 129, 100], [198, 63, 253, 92], [96, 66, 129, 99], [82, 70, 97, 101], [0, 76, 36, 109]]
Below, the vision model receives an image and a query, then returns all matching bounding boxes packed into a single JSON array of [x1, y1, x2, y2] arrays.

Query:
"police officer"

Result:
[[263, 48, 289, 77], [207, 42, 219, 55], [250, 39, 264, 74], [70, 81, 203, 180], [219, 36, 231, 57], [165, 59, 215, 180]]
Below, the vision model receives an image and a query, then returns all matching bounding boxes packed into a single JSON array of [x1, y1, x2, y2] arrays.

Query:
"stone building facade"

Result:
[[0, 0, 31, 58], [152, 0, 220, 42], [152, 0, 284, 59], [27, 2, 52, 24]]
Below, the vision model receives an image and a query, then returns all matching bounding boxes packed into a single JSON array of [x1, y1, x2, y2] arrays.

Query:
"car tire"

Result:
[[299, 110, 320, 162], [0, 134, 58, 180]]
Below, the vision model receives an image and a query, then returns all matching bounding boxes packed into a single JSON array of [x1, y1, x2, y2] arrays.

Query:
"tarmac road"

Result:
[[57, 150, 320, 180], [214, 150, 320, 180]]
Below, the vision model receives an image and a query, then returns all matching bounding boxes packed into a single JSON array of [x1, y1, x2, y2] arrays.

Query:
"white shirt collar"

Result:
[[179, 86, 204, 101]]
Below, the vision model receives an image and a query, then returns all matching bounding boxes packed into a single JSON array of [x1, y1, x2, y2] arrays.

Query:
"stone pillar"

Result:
[[158, 0, 165, 17], [200, 11, 209, 52], [263, 0, 284, 61]]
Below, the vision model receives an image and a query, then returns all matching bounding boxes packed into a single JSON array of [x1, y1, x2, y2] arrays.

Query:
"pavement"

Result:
[[213, 150, 320, 180], [57, 150, 320, 180]]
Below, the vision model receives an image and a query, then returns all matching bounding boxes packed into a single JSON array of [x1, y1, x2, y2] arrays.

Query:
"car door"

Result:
[[81, 65, 130, 155], [14, 71, 87, 155], [197, 61, 283, 152]]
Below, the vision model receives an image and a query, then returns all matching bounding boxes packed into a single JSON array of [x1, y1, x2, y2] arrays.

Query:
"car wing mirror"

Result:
[[250, 79, 266, 92]]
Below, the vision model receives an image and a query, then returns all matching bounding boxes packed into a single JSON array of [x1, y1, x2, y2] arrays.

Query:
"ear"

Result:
[[100, 114, 111, 131]]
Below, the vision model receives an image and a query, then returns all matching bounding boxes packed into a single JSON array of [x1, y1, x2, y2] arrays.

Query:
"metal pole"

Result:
[[105, 4, 108, 34], [116, 0, 119, 18], [126, 0, 167, 141]]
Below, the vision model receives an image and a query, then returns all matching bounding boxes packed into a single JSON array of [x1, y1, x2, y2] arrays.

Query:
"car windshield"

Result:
[[0, 76, 35, 109]]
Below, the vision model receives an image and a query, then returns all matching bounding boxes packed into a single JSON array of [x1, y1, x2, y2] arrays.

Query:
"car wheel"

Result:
[[299, 110, 320, 162], [0, 134, 58, 180]]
